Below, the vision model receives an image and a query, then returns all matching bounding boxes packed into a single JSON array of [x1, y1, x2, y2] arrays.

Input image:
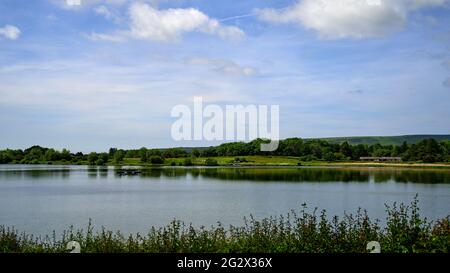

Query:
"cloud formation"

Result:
[[86, 31, 125, 42], [0, 25, 21, 40], [94, 5, 123, 23], [128, 3, 244, 42], [89, 2, 244, 42], [185, 57, 257, 76], [257, 0, 447, 39], [52, 0, 131, 9]]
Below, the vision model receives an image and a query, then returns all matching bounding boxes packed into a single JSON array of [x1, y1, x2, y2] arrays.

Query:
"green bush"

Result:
[[205, 158, 219, 166], [234, 157, 247, 163], [150, 156, 164, 164], [95, 159, 105, 165], [183, 158, 193, 166]]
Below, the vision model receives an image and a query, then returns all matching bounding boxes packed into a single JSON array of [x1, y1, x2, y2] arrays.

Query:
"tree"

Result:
[[113, 150, 125, 164], [192, 149, 200, 157], [441, 140, 450, 162], [88, 152, 98, 165], [340, 141, 352, 159], [324, 152, 335, 162], [0, 151, 12, 164], [279, 138, 303, 156], [74, 152, 84, 162], [109, 148, 118, 157], [24, 146, 45, 162], [400, 141, 409, 154], [419, 139, 443, 162], [352, 144, 368, 160], [99, 153, 109, 164], [95, 159, 104, 165], [148, 149, 162, 157], [61, 149, 71, 161], [140, 148, 148, 163], [44, 149, 58, 161], [94, 153, 109, 165], [163, 148, 186, 158], [333, 152, 345, 161]]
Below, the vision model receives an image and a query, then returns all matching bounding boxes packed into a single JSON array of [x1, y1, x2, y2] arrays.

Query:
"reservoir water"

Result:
[[0, 165, 449, 235]]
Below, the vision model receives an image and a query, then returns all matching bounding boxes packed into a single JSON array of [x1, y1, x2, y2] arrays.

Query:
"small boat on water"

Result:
[[116, 169, 141, 176]]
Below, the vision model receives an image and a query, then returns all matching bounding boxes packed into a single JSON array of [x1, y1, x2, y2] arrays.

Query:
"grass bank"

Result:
[[1, 198, 448, 253], [6, 156, 450, 169], [121, 156, 450, 169]]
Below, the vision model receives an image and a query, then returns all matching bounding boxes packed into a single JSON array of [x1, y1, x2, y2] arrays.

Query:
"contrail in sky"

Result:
[[218, 7, 289, 22]]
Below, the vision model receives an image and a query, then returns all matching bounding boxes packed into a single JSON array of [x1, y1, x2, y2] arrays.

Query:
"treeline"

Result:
[[198, 138, 450, 163], [0, 146, 190, 165], [1, 138, 450, 165]]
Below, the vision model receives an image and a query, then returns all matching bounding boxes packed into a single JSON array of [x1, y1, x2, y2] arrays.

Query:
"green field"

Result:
[[119, 156, 450, 168], [164, 156, 302, 166], [123, 156, 322, 167], [14, 156, 450, 168]]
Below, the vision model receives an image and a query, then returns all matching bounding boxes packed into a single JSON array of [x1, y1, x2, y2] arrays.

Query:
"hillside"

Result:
[[172, 135, 450, 152], [315, 135, 450, 146]]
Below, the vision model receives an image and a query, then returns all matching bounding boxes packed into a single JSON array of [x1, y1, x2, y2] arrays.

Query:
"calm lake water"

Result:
[[0, 165, 449, 235]]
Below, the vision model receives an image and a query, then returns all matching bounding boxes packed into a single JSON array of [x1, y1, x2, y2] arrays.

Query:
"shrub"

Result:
[[234, 157, 247, 163], [95, 159, 105, 165], [150, 156, 164, 164], [183, 158, 193, 166], [205, 158, 218, 166]]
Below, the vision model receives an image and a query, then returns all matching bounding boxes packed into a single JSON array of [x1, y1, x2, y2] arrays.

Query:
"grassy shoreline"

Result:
[[9, 155, 449, 169], [1, 198, 448, 253]]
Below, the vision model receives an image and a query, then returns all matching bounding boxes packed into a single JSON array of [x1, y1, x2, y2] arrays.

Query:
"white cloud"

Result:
[[94, 5, 123, 23], [257, 0, 447, 39], [0, 25, 21, 40], [88, 2, 244, 42], [185, 57, 257, 76], [51, 0, 130, 9], [95, 5, 114, 17], [128, 2, 244, 42], [85, 31, 125, 42]]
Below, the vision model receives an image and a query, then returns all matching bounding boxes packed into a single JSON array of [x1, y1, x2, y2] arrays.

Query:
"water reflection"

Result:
[[0, 169, 71, 180], [1, 166, 449, 184], [136, 167, 450, 184]]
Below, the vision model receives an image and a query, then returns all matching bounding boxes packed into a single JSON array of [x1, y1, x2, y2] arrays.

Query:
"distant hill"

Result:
[[314, 135, 450, 146], [170, 135, 450, 152]]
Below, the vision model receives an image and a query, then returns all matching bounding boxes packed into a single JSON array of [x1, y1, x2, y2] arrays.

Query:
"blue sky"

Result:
[[0, 0, 450, 152]]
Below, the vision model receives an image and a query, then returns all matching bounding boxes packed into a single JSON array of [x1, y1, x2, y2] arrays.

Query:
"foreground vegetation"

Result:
[[0, 198, 448, 253]]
